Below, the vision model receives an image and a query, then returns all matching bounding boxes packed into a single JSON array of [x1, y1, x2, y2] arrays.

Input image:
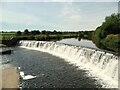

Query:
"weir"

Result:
[[18, 40, 119, 88]]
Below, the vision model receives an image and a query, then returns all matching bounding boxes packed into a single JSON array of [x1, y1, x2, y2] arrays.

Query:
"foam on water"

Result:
[[18, 40, 119, 88], [20, 71, 37, 80]]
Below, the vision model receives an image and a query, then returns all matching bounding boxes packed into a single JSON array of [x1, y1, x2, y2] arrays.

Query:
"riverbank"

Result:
[[1, 66, 19, 89]]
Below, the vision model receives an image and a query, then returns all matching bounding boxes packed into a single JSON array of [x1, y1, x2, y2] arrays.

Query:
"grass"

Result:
[[101, 34, 120, 52], [0, 32, 78, 41], [0, 32, 16, 36], [0, 32, 16, 40]]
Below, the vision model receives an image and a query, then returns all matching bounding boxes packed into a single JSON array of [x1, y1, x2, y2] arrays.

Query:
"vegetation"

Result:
[[78, 31, 93, 41], [16, 31, 22, 36], [92, 13, 120, 52], [0, 30, 78, 41], [0, 32, 16, 40], [101, 34, 120, 52]]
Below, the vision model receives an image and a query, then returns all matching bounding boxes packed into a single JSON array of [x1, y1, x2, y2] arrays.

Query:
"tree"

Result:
[[53, 30, 57, 34], [23, 29, 29, 35], [100, 13, 120, 38], [31, 30, 40, 35], [41, 30, 46, 34], [16, 31, 22, 36]]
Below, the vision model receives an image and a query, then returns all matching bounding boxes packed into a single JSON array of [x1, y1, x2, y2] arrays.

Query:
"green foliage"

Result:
[[0, 32, 16, 40], [23, 29, 30, 35], [41, 30, 46, 34], [16, 31, 22, 36], [99, 13, 120, 39], [93, 13, 120, 40], [92, 28, 102, 47], [92, 13, 120, 52], [101, 34, 120, 52], [78, 31, 93, 40], [30, 30, 40, 35]]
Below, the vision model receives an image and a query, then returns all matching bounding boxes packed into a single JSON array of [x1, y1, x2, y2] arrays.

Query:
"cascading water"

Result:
[[18, 40, 119, 88]]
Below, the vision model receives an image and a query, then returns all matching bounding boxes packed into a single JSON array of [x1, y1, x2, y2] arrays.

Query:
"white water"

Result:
[[20, 71, 37, 80], [18, 40, 119, 88]]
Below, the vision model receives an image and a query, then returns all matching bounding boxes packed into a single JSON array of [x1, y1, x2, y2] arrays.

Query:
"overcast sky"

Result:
[[0, 0, 119, 31]]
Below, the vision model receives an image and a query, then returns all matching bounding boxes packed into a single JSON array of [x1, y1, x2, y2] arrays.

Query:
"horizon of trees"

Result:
[[15, 29, 94, 36]]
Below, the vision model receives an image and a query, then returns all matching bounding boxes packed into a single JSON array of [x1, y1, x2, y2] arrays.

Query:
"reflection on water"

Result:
[[56, 38, 98, 49]]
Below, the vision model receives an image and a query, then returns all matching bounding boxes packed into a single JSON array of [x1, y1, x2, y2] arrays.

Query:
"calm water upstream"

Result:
[[56, 38, 98, 49], [1, 39, 109, 88]]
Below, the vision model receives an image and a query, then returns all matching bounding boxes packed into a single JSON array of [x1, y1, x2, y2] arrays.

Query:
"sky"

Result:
[[0, 0, 119, 31]]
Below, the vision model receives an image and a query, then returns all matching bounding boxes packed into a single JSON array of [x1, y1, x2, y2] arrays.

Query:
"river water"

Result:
[[56, 38, 98, 49], [5, 47, 105, 88], [0, 38, 118, 88]]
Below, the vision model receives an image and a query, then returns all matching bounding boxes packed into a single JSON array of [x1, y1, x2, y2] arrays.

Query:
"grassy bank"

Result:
[[0, 34, 77, 41], [0, 31, 78, 41], [101, 34, 120, 52], [0, 32, 16, 40]]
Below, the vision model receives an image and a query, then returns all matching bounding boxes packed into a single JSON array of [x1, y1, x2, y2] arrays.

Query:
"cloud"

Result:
[[61, 3, 81, 21], [1, 10, 42, 25], [1, 2, 117, 31], [59, 2, 82, 30], [0, 8, 65, 30]]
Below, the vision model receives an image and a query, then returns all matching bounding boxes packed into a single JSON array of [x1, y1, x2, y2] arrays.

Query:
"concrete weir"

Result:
[[19, 40, 119, 88]]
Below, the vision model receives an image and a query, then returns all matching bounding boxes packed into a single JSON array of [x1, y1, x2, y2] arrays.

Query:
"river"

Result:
[[1, 38, 118, 88], [56, 38, 98, 49]]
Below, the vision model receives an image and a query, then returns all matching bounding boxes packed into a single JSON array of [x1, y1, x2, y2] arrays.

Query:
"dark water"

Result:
[[2, 47, 104, 88]]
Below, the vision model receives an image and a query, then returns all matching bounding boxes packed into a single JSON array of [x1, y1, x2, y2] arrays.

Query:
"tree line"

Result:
[[16, 29, 79, 36]]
